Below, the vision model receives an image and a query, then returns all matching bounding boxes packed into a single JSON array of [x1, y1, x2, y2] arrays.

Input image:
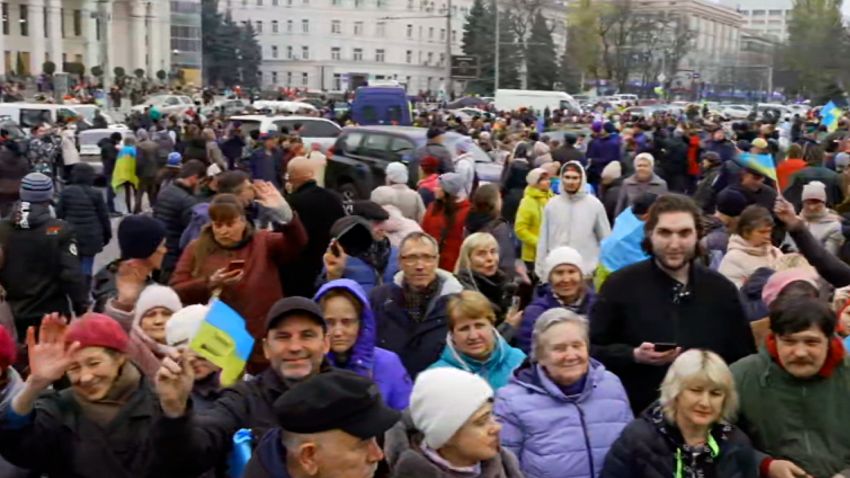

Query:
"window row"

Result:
[[268, 45, 445, 65], [0, 3, 85, 37]]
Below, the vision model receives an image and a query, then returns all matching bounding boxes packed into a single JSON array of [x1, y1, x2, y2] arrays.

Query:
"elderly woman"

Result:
[[614, 153, 668, 216], [1, 313, 165, 477], [385, 367, 524, 477], [601, 350, 756, 478], [495, 308, 632, 478], [719, 205, 784, 288], [170, 187, 307, 373], [314, 279, 412, 410], [430, 290, 525, 389]]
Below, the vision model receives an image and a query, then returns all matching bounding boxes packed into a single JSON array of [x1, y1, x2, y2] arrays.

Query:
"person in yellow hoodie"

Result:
[[514, 167, 553, 277]]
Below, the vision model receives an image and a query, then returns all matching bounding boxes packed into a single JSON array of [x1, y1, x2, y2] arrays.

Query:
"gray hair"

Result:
[[399, 231, 438, 254], [659, 349, 738, 424], [530, 308, 589, 361]]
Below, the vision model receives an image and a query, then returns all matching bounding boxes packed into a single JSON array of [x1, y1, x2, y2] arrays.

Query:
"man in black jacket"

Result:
[[590, 194, 755, 414], [551, 133, 585, 166], [98, 132, 122, 214], [283, 156, 346, 297], [153, 159, 206, 282], [0, 173, 88, 339]]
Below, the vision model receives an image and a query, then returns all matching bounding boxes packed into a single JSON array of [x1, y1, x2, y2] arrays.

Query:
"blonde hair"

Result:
[[659, 349, 738, 424], [446, 290, 496, 330], [454, 232, 499, 274]]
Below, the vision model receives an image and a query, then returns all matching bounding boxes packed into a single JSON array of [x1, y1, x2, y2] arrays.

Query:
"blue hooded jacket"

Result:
[[429, 330, 526, 390], [314, 279, 412, 410]]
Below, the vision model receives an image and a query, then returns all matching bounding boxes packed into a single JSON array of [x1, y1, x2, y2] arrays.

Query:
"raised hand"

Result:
[[253, 180, 287, 211], [115, 259, 151, 307], [323, 239, 347, 281], [774, 196, 802, 230], [27, 314, 80, 389], [155, 348, 196, 418]]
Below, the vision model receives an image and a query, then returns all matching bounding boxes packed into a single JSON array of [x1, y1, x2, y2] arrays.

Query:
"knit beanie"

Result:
[[167, 151, 183, 168], [118, 215, 166, 260], [165, 304, 209, 347], [715, 188, 749, 217], [542, 246, 586, 281], [802, 181, 827, 203], [761, 267, 819, 307], [19, 173, 54, 203], [526, 168, 548, 186], [601, 161, 622, 181], [133, 284, 183, 329], [634, 152, 655, 169], [370, 185, 398, 207], [410, 368, 493, 449], [386, 162, 409, 185], [835, 152, 850, 171], [439, 173, 465, 197], [65, 313, 129, 353]]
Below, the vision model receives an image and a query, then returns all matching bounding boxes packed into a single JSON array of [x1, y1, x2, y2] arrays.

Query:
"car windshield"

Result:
[[231, 120, 262, 135], [275, 120, 340, 138], [73, 107, 97, 122], [79, 130, 120, 145]]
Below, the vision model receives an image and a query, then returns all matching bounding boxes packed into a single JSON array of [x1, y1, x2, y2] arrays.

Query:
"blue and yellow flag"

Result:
[[820, 101, 842, 133], [190, 299, 254, 386], [735, 152, 777, 183]]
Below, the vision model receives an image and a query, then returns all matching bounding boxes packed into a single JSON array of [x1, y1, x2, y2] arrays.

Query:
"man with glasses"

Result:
[[369, 231, 463, 378]]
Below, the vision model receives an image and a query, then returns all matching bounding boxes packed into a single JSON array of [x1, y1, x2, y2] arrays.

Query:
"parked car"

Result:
[[721, 104, 752, 120], [326, 126, 500, 199], [130, 95, 195, 115], [228, 114, 341, 152], [0, 103, 80, 132]]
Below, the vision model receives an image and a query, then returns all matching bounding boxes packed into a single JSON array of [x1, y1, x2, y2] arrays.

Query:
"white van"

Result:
[[0, 103, 79, 132], [494, 90, 580, 114]]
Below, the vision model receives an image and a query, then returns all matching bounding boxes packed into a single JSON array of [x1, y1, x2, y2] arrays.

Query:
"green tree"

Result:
[[156, 69, 167, 81], [785, 0, 847, 97], [134, 68, 145, 79], [203, 0, 262, 87], [113, 66, 126, 78], [460, 1, 519, 94], [526, 11, 557, 90], [91, 66, 104, 77]]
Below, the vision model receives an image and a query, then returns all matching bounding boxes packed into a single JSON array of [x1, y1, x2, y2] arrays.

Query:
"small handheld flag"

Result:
[[735, 152, 777, 183], [190, 299, 254, 386], [820, 101, 842, 133]]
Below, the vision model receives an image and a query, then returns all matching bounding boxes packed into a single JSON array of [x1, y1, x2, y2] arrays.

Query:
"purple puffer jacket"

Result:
[[494, 359, 633, 478], [517, 284, 596, 354], [314, 279, 413, 410]]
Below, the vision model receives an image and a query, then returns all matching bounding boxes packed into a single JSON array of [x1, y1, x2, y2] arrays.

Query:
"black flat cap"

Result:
[[275, 370, 401, 439], [352, 200, 390, 222], [265, 296, 326, 332]]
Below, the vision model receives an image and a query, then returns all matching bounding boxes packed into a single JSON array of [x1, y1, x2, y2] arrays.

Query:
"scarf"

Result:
[[649, 404, 726, 478], [403, 278, 440, 323], [73, 362, 142, 428], [766, 333, 846, 378]]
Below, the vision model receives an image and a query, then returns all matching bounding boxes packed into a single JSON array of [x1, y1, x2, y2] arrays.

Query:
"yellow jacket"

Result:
[[514, 186, 553, 262]]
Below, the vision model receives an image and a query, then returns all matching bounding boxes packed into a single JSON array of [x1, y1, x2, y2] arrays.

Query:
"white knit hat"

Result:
[[410, 368, 493, 449], [165, 304, 210, 347], [370, 185, 398, 207], [386, 162, 409, 185], [526, 167, 548, 186], [802, 180, 827, 203], [542, 246, 586, 281], [133, 284, 183, 328], [601, 161, 622, 181], [634, 152, 655, 169]]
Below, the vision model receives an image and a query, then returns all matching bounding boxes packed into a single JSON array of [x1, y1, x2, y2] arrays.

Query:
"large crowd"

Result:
[[0, 98, 846, 478]]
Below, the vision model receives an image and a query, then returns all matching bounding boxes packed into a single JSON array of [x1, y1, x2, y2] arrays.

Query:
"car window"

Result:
[[341, 132, 364, 153], [233, 120, 262, 135], [387, 106, 403, 124], [362, 106, 379, 124], [388, 137, 415, 162], [20, 109, 51, 128], [274, 120, 340, 138], [57, 108, 77, 123], [361, 134, 391, 158]]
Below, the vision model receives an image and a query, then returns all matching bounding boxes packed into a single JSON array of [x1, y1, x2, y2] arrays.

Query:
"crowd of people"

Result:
[[0, 96, 847, 478]]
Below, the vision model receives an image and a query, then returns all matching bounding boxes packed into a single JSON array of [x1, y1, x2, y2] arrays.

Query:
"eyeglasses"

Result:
[[400, 254, 438, 265]]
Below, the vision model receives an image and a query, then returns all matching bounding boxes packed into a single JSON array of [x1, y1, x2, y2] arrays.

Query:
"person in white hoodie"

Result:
[[385, 162, 427, 222], [800, 180, 844, 255], [535, 161, 611, 278], [371, 185, 423, 247], [454, 139, 476, 199]]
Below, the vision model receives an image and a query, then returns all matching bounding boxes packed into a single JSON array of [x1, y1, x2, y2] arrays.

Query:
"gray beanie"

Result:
[[438, 173, 465, 198], [19, 173, 54, 203]]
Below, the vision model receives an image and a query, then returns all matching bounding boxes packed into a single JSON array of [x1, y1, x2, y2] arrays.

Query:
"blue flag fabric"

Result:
[[735, 152, 777, 182]]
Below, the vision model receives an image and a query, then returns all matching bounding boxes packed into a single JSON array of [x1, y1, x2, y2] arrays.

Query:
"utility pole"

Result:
[[96, 0, 111, 92], [446, 0, 453, 99], [494, 0, 499, 91]]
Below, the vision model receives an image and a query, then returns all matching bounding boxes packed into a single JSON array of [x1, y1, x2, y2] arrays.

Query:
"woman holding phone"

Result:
[[170, 185, 308, 374]]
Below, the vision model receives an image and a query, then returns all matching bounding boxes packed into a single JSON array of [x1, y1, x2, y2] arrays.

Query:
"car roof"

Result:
[[341, 125, 427, 136], [229, 114, 334, 123]]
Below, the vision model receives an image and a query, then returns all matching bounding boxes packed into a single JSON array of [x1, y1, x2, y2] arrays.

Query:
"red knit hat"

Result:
[[65, 313, 129, 353], [0, 326, 16, 369]]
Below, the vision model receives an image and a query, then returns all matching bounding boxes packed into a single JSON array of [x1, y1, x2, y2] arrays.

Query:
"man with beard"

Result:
[[589, 194, 755, 414]]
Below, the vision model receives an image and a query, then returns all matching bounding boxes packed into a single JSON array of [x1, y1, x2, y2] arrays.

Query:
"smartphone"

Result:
[[510, 295, 521, 312], [653, 342, 678, 353], [226, 260, 245, 272]]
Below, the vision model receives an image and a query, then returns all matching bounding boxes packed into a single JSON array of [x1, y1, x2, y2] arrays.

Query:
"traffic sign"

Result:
[[451, 55, 479, 80]]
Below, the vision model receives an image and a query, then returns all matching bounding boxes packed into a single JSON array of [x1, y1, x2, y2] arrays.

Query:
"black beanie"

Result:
[[118, 215, 166, 260]]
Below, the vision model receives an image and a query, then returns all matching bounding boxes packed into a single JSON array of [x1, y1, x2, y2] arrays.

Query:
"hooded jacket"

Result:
[[519, 284, 596, 354], [369, 269, 464, 378], [314, 279, 413, 410], [382, 204, 423, 247], [422, 198, 472, 272], [56, 164, 112, 256], [384, 413, 524, 478], [495, 360, 633, 478], [802, 209, 844, 256], [586, 135, 622, 184], [535, 161, 611, 277], [717, 235, 783, 288], [515, 185, 554, 263], [429, 329, 525, 390], [325, 216, 401, 296]]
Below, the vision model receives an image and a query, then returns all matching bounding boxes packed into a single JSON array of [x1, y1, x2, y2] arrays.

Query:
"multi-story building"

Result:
[[171, 0, 203, 84], [0, 0, 172, 79], [222, 0, 567, 94], [725, 0, 791, 42]]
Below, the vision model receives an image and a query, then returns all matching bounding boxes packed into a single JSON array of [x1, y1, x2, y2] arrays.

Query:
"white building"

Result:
[[0, 0, 172, 79], [222, 0, 567, 94], [731, 0, 791, 42]]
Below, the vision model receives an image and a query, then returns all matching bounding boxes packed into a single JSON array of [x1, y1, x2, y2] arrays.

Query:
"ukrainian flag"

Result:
[[190, 299, 254, 386], [736, 152, 777, 183], [820, 101, 842, 133]]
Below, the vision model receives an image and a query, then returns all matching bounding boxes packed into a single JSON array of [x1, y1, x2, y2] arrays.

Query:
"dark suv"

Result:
[[326, 126, 499, 199]]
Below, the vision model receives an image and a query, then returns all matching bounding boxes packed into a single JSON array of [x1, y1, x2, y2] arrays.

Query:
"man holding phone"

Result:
[[590, 194, 755, 414]]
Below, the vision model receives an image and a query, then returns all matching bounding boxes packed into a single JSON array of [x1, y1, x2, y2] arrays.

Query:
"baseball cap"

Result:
[[275, 370, 401, 439], [265, 296, 326, 332]]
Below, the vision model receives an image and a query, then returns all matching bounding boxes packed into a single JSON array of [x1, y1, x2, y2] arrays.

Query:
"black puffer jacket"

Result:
[[152, 181, 198, 276], [56, 163, 112, 256], [601, 404, 757, 478]]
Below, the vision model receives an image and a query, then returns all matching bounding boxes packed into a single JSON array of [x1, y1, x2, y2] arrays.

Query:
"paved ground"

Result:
[[92, 188, 152, 272]]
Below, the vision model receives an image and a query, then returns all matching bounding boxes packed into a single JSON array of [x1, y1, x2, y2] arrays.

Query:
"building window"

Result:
[[60, 8, 65, 37], [287, 45, 293, 59], [377, 0, 386, 6], [273, 0, 279, 5], [302, 19, 309, 32], [272, 71, 278, 83], [287, 0, 292, 5], [451, 29, 456, 42], [426, 51, 433, 64], [272, 45, 278, 58], [428, 27, 433, 40], [376, 22, 385, 37], [272, 20, 279, 33], [255, 21, 262, 33], [440, 28, 445, 40], [375, 49, 385, 62], [302, 46, 309, 59], [332, 0, 342, 5], [43, 6, 46, 38], [333, 73, 342, 90], [331, 47, 341, 60], [354, 0, 363, 6], [331, 20, 341, 33], [73, 9, 81, 36], [286, 20, 292, 32], [439, 53, 445, 65], [257, 0, 263, 5], [353, 48, 363, 60], [407, 0, 413, 9], [354, 21, 363, 35], [286, 71, 292, 85], [2, 4, 8, 35], [406, 24, 412, 38], [405, 50, 412, 63], [19, 5, 27, 37], [302, 72, 309, 86]]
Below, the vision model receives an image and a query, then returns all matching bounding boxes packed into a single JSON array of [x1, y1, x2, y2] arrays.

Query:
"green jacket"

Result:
[[730, 349, 850, 478]]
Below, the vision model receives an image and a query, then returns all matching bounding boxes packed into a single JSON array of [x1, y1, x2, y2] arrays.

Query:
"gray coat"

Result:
[[614, 173, 668, 216], [385, 414, 524, 478]]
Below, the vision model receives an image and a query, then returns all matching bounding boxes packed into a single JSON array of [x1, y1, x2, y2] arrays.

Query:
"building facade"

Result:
[[725, 0, 791, 42], [0, 0, 172, 79], [222, 0, 567, 94], [171, 0, 203, 85]]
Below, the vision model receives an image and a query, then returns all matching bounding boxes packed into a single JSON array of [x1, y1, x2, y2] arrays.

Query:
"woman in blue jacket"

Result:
[[314, 279, 412, 410]]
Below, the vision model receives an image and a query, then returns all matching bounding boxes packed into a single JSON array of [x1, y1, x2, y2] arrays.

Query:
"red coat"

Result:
[[687, 134, 701, 177], [170, 217, 308, 373], [421, 199, 471, 271]]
